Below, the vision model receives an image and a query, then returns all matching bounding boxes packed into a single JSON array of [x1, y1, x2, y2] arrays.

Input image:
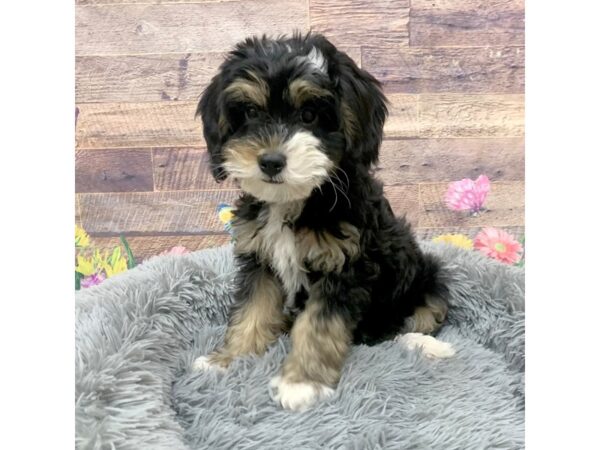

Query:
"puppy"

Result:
[[193, 33, 451, 411]]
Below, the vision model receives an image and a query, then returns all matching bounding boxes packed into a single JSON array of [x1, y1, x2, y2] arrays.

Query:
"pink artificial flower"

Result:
[[474, 228, 523, 265], [81, 272, 106, 288], [444, 175, 490, 213], [160, 245, 190, 256]]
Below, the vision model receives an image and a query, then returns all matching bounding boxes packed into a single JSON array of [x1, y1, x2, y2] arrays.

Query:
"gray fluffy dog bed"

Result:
[[75, 242, 524, 450]]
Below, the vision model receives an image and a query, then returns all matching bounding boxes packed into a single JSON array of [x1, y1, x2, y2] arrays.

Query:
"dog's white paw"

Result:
[[397, 332, 456, 359], [192, 355, 226, 373], [269, 375, 334, 412]]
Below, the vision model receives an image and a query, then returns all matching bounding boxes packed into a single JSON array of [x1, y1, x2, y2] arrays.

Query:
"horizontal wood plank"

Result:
[[383, 185, 420, 226], [310, 0, 409, 48], [75, 47, 361, 103], [77, 1, 235, 4], [362, 46, 524, 93], [418, 94, 524, 138], [76, 101, 200, 149], [76, 53, 222, 103], [77, 94, 524, 148], [410, 0, 524, 7], [415, 225, 524, 242], [153, 147, 237, 191], [383, 94, 420, 138], [89, 234, 232, 262], [79, 190, 241, 234], [376, 138, 524, 184], [418, 181, 524, 228], [76, 0, 309, 55], [89, 228, 524, 263], [384, 93, 524, 138], [76, 148, 154, 193], [410, 0, 524, 47]]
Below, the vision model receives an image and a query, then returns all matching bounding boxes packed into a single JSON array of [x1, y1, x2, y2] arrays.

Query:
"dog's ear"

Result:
[[196, 74, 228, 182], [334, 52, 388, 166]]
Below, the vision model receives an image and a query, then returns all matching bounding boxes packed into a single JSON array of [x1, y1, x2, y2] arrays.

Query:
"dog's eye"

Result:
[[300, 107, 317, 124], [245, 107, 258, 120]]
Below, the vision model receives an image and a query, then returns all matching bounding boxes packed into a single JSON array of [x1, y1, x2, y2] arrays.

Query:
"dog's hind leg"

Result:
[[400, 294, 448, 335], [396, 295, 455, 358]]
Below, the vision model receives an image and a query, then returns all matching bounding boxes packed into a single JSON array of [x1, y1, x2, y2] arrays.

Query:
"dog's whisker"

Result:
[[326, 175, 339, 212], [327, 172, 352, 209], [332, 165, 350, 190], [333, 182, 352, 209]]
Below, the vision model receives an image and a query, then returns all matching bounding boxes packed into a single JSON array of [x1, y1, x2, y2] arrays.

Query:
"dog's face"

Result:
[[197, 33, 387, 203]]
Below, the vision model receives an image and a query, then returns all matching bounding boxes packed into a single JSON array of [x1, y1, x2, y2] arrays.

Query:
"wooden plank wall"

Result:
[[75, 0, 524, 260]]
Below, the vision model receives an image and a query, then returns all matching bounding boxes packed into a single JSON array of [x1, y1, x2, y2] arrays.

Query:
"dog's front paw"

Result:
[[269, 375, 334, 411], [192, 352, 231, 373]]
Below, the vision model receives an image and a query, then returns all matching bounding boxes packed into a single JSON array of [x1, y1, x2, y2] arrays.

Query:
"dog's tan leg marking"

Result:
[[193, 271, 285, 372], [400, 294, 448, 335], [297, 222, 360, 274], [396, 295, 454, 359], [271, 298, 352, 411]]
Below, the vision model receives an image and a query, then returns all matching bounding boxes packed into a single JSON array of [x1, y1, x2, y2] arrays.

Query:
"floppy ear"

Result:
[[334, 53, 388, 166], [196, 75, 228, 182]]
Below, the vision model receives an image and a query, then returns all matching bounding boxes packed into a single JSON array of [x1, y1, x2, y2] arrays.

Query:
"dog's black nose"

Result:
[[258, 153, 286, 177]]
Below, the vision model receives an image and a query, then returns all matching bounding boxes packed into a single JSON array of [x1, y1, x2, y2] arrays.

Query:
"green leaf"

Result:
[[75, 271, 82, 290], [120, 234, 137, 269], [109, 246, 121, 266]]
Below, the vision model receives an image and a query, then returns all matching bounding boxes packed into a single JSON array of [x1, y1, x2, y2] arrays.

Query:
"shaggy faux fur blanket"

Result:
[[75, 242, 525, 450]]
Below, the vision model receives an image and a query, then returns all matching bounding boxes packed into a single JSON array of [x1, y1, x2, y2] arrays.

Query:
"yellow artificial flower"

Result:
[[75, 225, 90, 248], [218, 207, 234, 225], [92, 249, 105, 269], [102, 247, 128, 278], [75, 255, 96, 276], [432, 234, 474, 250]]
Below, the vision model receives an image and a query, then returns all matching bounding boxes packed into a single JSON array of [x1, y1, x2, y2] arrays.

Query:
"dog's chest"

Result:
[[234, 203, 308, 307]]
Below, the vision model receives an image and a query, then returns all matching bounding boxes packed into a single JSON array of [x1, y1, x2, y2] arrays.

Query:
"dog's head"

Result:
[[197, 33, 387, 203]]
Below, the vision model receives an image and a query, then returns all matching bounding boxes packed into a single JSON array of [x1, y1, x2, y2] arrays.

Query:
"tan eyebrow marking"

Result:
[[287, 79, 333, 108], [224, 71, 269, 108]]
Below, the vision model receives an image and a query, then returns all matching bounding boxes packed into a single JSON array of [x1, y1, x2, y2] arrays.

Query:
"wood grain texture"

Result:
[[418, 94, 524, 138], [310, 0, 409, 48], [74, 0, 525, 237], [76, 47, 361, 103], [153, 147, 237, 190], [383, 185, 420, 226], [77, 1, 236, 4], [76, 53, 223, 103], [362, 46, 524, 93], [376, 138, 524, 184], [410, 0, 524, 47], [90, 234, 232, 262], [79, 190, 241, 234], [77, 94, 524, 148], [418, 181, 524, 228], [76, 0, 309, 55], [384, 94, 524, 138], [76, 101, 200, 149], [75, 195, 82, 226], [383, 94, 420, 138], [76, 148, 154, 193]]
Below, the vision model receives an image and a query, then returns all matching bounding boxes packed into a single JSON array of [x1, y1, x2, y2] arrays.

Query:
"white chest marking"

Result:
[[259, 205, 307, 306], [233, 202, 308, 307]]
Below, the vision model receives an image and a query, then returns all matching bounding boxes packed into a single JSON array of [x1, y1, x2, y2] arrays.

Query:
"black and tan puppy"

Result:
[[193, 33, 453, 411]]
